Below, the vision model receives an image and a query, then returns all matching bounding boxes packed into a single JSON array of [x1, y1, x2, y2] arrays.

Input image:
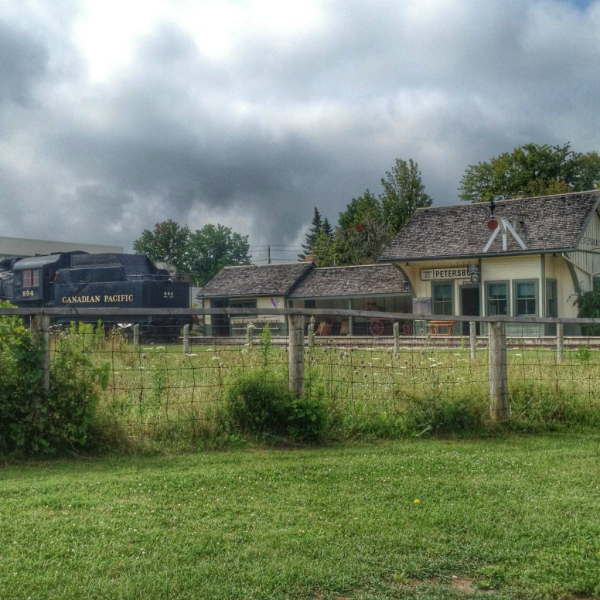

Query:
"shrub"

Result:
[[0, 305, 109, 454], [225, 372, 292, 436]]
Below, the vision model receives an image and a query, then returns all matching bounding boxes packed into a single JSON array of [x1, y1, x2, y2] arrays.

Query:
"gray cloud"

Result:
[[0, 0, 600, 255]]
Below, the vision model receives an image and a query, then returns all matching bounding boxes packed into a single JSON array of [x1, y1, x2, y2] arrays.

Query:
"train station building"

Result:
[[197, 191, 600, 337]]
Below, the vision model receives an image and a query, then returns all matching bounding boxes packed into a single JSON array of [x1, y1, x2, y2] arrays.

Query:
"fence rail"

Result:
[[2, 308, 600, 435]]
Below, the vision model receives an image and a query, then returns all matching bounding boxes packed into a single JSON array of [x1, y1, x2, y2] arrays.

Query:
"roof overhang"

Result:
[[380, 248, 577, 263]]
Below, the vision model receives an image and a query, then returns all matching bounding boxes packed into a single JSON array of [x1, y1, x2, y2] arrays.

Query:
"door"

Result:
[[211, 299, 230, 336], [460, 285, 480, 335]]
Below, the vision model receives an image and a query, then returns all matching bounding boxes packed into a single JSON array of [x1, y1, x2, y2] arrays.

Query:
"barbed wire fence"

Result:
[[1, 307, 600, 440]]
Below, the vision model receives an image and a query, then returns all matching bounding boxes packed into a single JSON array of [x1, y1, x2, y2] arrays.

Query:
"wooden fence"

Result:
[[3, 307, 600, 424]]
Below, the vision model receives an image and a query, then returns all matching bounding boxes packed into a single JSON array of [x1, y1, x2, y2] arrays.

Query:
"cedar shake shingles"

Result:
[[289, 264, 407, 298], [380, 191, 600, 261], [196, 262, 313, 299]]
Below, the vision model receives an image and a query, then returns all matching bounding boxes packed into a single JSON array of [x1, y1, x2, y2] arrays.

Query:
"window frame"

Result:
[[485, 280, 510, 317], [513, 279, 539, 317], [228, 298, 257, 310], [22, 269, 40, 288], [431, 280, 454, 316]]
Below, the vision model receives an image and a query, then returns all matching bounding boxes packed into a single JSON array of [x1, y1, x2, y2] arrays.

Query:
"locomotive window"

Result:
[[23, 270, 39, 288]]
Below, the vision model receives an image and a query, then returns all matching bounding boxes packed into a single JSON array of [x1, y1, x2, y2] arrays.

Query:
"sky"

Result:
[[1, 0, 599, 262]]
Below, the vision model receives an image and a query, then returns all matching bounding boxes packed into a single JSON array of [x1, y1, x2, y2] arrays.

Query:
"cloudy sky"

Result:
[[1, 0, 599, 261]]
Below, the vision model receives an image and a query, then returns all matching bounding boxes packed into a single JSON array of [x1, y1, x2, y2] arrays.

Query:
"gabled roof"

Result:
[[380, 191, 600, 262], [288, 264, 408, 298], [196, 262, 314, 299]]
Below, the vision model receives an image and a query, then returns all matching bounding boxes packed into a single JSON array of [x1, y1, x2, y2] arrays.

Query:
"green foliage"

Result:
[[459, 142, 600, 203], [576, 288, 600, 335], [337, 189, 382, 230], [225, 371, 294, 437], [186, 224, 251, 286], [380, 158, 432, 235], [0, 304, 109, 455], [133, 219, 191, 272], [575, 345, 592, 363], [224, 326, 327, 442], [133, 220, 250, 286], [403, 394, 486, 436], [299, 206, 325, 259], [312, 217, 392, 267]]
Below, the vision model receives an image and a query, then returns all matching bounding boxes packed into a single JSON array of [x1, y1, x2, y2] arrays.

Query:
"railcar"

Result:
[[0, 252, 191, 338]]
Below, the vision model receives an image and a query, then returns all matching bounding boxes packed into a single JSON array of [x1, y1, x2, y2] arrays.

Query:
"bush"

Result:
[[0, 305, 109, 455], [224, 371, 327, 443]]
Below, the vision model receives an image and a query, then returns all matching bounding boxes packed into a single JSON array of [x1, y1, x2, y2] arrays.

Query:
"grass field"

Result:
[[1, 435, 599, 599], [82, 331, 600, 441]]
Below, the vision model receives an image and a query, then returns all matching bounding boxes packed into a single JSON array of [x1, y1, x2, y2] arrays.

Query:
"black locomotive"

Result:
[[0, 251, 190, 336]]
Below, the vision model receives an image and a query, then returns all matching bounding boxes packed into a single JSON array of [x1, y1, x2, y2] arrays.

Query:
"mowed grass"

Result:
[[1, 435, 599, 599]]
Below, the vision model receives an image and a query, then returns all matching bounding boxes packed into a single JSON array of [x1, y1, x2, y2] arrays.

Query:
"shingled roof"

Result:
[[196, 262, 313, 299], [380, 191, 600, 261], [289, 264, 408, 298]]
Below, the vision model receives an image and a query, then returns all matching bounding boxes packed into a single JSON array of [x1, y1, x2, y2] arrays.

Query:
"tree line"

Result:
[[134, 142, 600, 282], [302, 143, 600, 267]]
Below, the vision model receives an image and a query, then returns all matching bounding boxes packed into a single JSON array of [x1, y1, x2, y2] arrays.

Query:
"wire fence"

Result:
[[2, 308, 600, 440]]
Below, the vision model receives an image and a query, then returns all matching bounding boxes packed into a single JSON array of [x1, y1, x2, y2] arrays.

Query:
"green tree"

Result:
[[299, 207, 323, 259], [459, 143, 600, 203], [380, 159, 432, 235], [186, 224, 251, 286], [312, 217, 391, 267], [338, 189, 382, 231], [133, 220, 190, 271]]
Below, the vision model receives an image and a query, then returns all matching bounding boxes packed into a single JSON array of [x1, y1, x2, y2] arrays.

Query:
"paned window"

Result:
[[515, 281, 537, 316], [432, 282, 453, 315], [486, 282, 508, 316], [546, 279, 557, 317], [229, 299, 257, 309], [22, 269, 39, 288]]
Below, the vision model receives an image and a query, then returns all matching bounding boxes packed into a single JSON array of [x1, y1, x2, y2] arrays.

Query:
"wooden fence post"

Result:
[[288, 314, 305, 397], [393, 321, 400, 354], [488, 320, 509, 422], [308, 319, 315, 349], [183, 324, 190, 355], [31, 315, 50, 425], [556, 322, 564, 364], [246, 324, 255, 348], [133, 323, 140, 347], [469, 321, 477, 361]]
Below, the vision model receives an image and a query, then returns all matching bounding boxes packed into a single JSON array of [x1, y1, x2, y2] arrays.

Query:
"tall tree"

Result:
[[380, 159, 432, 235], [338, 189, 382, 231], [299, 207, 323, 259], [459, 143, 600, 203], [186, 224, 251, 286], [133, 220, 190, 272], [321, 217, 333, 237]]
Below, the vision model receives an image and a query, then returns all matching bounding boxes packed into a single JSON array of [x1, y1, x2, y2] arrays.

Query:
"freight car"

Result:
[[0, 251, 191, 337]]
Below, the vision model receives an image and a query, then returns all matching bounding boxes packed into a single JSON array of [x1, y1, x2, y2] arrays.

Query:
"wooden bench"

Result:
[[429, 320, 454, 336]]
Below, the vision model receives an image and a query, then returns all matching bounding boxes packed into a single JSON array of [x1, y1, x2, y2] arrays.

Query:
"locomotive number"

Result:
[[163, 291, 174, 298], [22, 290, 34, 297]]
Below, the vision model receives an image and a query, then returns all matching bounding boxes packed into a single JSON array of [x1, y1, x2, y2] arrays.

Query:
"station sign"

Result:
[[421, 265, 478, 282]]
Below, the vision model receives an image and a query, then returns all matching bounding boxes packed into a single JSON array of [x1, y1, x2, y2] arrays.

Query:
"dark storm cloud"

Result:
[[1, 0, 600, 251]]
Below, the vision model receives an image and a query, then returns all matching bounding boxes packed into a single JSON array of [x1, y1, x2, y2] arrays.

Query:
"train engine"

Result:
[[2, 252, 190, 335]]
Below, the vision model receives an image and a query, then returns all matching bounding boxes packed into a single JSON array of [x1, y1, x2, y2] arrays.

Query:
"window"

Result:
[[229, 299, 257, 309], [304, 300, 316, 309], [514, 280, 538, 316], [22, 269, 39, 288], [546, 279, 557, 317], [486, 282, 508, 316], [432, 282, 453, 315]]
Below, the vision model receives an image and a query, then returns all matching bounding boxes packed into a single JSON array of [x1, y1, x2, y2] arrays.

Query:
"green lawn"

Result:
[[1, 435, 599, 599]]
